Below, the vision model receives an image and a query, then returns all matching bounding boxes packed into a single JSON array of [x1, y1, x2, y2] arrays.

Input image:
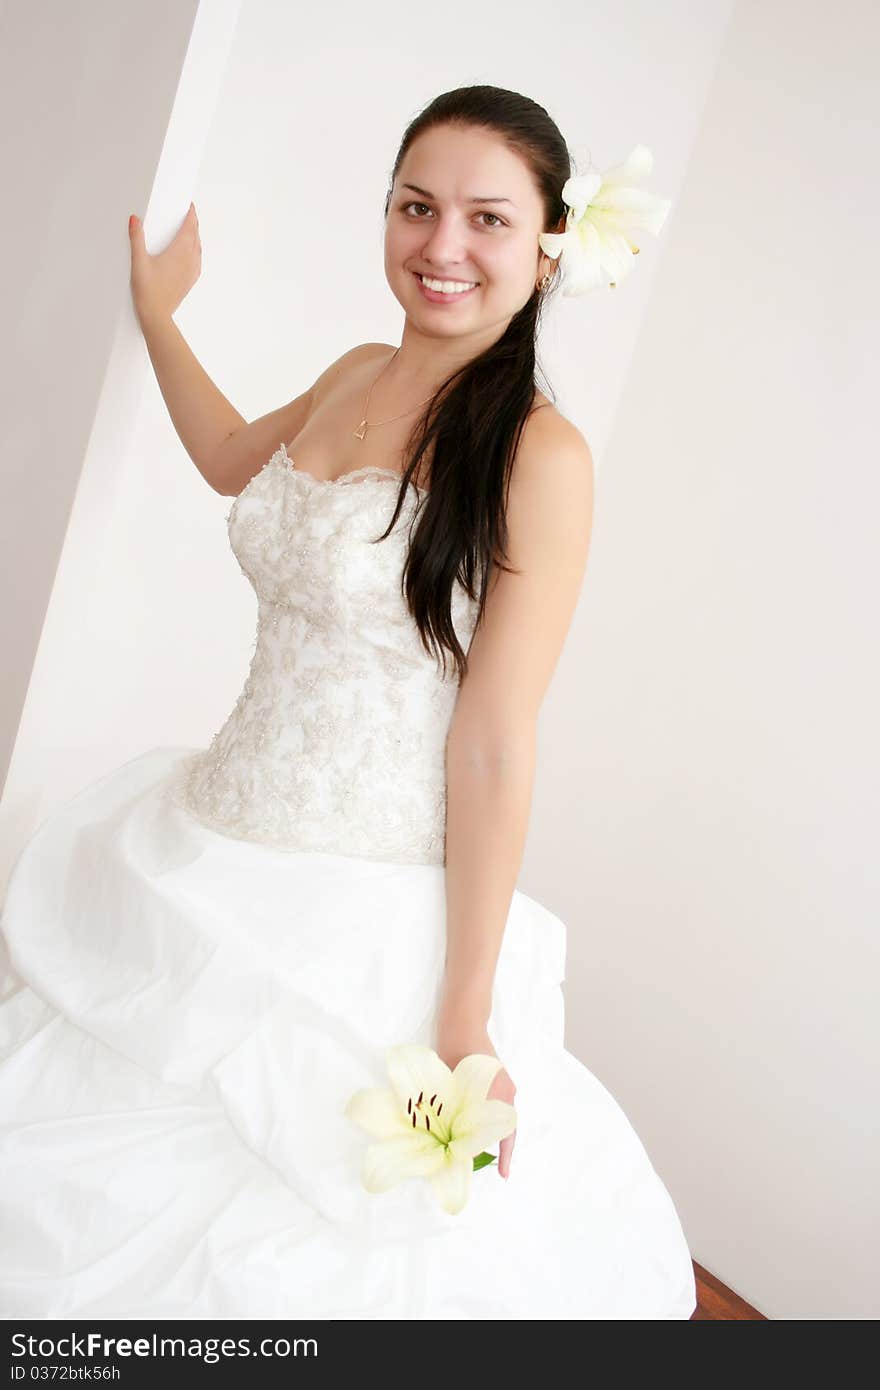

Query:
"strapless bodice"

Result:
[[163, 444, 480, 864]]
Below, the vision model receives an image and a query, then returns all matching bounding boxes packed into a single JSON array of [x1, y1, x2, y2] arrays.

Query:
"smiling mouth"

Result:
[[413, 272, 480, 294]]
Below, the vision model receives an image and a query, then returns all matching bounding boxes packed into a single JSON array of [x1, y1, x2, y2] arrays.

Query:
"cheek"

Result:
[[386, 240, 413, 276], [496, 241, 530, 273]]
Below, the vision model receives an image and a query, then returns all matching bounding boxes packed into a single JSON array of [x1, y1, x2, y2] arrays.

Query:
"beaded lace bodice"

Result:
[[164, 443, 480, 865]]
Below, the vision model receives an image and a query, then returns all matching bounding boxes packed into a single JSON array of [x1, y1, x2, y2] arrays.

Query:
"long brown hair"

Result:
[[372, 85, 572, 682]]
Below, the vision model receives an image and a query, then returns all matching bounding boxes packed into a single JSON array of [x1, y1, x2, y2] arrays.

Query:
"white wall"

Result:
[[3, 0, 877, 1318]]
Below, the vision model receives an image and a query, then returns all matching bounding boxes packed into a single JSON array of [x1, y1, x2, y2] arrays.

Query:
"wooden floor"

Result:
[[690, 1261, 767, 1319]]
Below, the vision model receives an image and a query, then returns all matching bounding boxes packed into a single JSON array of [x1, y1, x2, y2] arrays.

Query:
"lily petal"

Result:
[[588, 220, 639, 283], [538, 230, 567, 259], [559, 171, 603, 221], [597, 143, 654, 188], [448, 1098, 517, 1160], [453, 1045, 500, 1100], [448, 1053, 504, 1117], [385, 1043, 453, 1109], [343, 1086, 410, 1139], [560, 221, 606, 295], [563, 261, 607, 296], [590, 188, 672, 238], [361, 1132, 446, 1193], [427, 1149, 473, 1215]]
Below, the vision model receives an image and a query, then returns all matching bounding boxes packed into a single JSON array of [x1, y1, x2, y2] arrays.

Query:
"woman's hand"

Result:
[[128, 202, 202, 330], [436, 1001, 517, 1181]]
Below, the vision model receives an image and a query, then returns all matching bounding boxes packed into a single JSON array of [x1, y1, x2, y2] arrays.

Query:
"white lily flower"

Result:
[[343, 1043, 517, 1216], [538, 144, 672, 296]]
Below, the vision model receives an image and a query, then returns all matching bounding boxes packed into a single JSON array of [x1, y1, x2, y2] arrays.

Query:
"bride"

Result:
[[0, 84, 695, 1320]]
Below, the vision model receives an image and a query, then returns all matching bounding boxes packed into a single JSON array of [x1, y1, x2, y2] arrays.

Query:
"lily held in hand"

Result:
[[344, 1043, 518, 1215]]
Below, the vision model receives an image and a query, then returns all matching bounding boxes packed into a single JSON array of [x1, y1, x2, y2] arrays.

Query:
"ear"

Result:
[[535, 247, 560, 285], [536, 211, 567, 280]]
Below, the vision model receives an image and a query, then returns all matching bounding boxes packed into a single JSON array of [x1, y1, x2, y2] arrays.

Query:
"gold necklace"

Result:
[[353, 347, 437, 440]]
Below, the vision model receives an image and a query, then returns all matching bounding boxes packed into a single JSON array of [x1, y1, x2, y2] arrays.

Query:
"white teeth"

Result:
[[418, 274, 477, 294]]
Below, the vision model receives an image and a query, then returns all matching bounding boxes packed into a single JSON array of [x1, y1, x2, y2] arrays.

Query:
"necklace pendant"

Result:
[[354, 419, 368, 440]]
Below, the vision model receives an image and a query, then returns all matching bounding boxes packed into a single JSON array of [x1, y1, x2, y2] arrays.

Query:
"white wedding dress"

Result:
[[0, 443, 696, 1320]]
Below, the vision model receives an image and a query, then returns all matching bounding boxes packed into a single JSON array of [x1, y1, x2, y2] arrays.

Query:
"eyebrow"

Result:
[[401, 182, 516, 207]]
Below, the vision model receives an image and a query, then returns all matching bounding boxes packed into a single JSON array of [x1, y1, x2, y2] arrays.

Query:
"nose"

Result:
[[420, 214, 471, 271]]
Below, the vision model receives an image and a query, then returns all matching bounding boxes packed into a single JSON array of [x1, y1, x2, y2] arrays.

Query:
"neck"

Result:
[[384, 318, 511, 397]]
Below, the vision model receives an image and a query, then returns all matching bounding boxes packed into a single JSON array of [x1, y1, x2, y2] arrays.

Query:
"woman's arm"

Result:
[[439, 411, 595, 1028], [138, 313, 389, 496], [129, 207, 246, 489], [441, 731, 536, 1024], [138, 313, 248, 490], [129, 211, 391, 496]]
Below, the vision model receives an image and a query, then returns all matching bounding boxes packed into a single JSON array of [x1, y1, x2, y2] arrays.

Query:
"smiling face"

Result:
[[384, 123, 555, 344]]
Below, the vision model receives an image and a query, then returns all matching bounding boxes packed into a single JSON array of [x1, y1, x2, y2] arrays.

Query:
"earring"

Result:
[[537, 272, 553, 291]]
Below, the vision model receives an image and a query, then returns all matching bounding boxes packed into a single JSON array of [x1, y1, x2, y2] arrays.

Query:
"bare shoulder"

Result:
[[510, 397, 594, 510], [209, 342, 393, 496], [503, 401, 594, 589], [308, 341, 394, 410], [449, 400, 594, 730]]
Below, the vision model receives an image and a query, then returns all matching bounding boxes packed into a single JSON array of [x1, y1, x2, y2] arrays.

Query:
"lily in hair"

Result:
[[538, 143, 671, 295]]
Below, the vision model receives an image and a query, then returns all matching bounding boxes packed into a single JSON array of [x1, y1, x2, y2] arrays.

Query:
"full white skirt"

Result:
[[0, 748, 696, 1320]]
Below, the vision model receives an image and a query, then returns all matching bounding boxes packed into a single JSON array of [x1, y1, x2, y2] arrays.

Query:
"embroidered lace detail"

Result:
[[162, 447, 479, 865]]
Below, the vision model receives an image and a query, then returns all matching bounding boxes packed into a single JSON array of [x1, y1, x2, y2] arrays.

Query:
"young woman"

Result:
[[0, 85, 695, 1319]]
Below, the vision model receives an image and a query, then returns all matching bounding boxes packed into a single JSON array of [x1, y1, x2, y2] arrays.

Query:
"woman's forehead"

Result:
[[397, 129, 537, 205]]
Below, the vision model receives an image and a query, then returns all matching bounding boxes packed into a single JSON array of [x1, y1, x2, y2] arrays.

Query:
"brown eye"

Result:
[[403, 202, 506, 228]]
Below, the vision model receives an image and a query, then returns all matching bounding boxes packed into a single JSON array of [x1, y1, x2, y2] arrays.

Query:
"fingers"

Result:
[[128, 214, 145, 254], [498, 1127, 516, 1180]]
